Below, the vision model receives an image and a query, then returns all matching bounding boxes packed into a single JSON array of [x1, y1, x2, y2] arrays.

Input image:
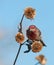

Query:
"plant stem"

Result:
[[19, 14, 24, 33], [13, 44, 22, 65], [13, 40, 27, 65], [13, 14, 25, 65]]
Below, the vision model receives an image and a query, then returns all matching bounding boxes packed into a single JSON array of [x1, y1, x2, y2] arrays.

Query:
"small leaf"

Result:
[[24, 44, 31, 53], [40, 39, 47, 47]]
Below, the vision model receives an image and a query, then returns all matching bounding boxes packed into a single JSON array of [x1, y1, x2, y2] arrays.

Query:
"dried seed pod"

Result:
[[24, 7, 36, 19], [31, 41, 43, 52], [26, 25, 41, 41], [15, 32, 24, 44], [36, 55, 47, 65]]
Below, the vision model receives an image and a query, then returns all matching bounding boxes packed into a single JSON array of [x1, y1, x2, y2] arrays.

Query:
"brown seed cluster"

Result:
[[15, 32, 24, 44], [24, 7, 36, 19], [31, 41, 43, 52], [26, 25, 41, 41], [36, 55, 47, 65]]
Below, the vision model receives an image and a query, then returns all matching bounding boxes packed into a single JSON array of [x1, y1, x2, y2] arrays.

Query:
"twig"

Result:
[[13, 14, 25, 65], [13, 44, 22, 65], [19, 14, 24, 33], [13, 40, 27, 65]]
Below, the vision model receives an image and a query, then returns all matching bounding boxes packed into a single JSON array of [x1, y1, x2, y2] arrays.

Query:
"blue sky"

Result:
[[0, 0, 54, 65]]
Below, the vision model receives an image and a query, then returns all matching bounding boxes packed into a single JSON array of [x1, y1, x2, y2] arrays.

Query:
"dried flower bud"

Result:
[[31, 41, 43, 52], [26, 25, 41, 40], [15, 32, 24, 44], [24, 7, 36, 19], [36, 55, 47, 65]]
